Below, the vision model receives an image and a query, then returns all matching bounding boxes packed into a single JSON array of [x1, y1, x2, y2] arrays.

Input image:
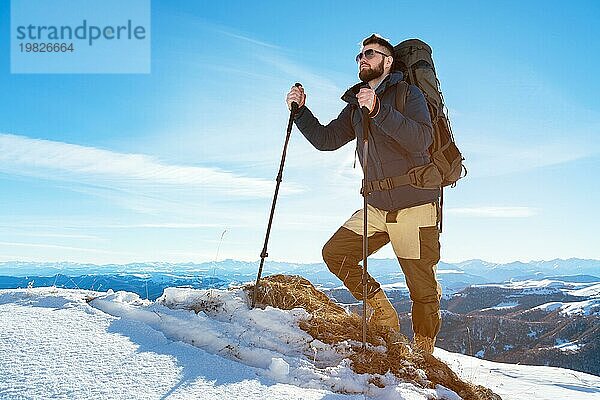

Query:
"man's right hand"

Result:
[[286, 85, 305, 111]]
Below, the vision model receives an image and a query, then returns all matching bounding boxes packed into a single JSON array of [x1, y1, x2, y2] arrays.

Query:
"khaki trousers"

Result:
[[322, 202, 442, 339]]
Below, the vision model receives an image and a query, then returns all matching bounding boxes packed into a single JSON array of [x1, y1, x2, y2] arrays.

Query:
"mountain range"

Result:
[[1, 257, 598, 292]]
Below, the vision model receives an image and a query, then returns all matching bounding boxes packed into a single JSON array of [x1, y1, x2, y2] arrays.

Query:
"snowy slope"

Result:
[[1, 287, 599, 400], [0, 289, 347, 400], [435, 348, 600, 399], [532, 299, 600, 316]]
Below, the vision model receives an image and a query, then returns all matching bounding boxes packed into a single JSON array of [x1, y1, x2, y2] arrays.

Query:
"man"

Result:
[[285, 34, 441, 354]]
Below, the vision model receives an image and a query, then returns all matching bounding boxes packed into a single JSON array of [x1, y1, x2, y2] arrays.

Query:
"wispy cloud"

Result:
[[460, 128, 599, 178], [10, 232, 102, 240], [214, 29, 281, 49], [0, 220, 240, 230], [446, 206, 538, 218], [0, 133, 303, 198], [100, 222, 238, 229], [256, 52, 343, 94], [0, 221, 227, 230], [0, 241, 126, 255]]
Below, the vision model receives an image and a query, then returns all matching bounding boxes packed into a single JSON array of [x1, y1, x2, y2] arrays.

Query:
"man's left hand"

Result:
[[357, 88, 376, 112]]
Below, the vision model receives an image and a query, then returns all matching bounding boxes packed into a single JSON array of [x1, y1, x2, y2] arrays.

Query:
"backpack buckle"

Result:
[[376, 177, 394, 191], [360, 179, 372, 196], [408, 170, 419, 186]]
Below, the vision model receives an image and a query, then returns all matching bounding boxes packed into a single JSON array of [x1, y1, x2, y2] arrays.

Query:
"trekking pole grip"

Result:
[[361, 106, 370, 141], [291, 82, 302, 114]]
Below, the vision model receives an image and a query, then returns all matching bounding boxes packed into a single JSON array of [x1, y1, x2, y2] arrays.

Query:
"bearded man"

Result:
[[285, 34, 441, 354]]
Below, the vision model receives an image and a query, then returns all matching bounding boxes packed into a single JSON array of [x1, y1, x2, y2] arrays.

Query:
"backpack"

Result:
[[389, 39, 467, 232], [392, 38, 466, 190]]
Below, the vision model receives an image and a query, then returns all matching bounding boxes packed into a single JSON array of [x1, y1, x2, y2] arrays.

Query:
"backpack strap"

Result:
[[353, 81, 409, 170], [394, 80, 416, 169], [395, 81, 409, 114]]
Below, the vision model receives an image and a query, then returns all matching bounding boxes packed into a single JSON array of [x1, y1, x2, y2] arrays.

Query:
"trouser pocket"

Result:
[[398, 225, 442, 338]]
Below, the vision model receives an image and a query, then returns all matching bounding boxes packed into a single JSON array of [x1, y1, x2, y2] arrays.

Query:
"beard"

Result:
[[359, 58, 385, 82]]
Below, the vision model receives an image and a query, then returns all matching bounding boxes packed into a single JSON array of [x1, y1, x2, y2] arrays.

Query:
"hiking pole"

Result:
[[360, 105, 371, 349], [251, 83, 302, 309]]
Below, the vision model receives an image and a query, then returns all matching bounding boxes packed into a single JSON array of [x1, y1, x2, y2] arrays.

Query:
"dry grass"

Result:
[[248, 274, 501, 400]]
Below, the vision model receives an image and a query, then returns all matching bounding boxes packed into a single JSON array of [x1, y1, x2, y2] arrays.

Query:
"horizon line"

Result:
[[0, 256, 598, 267]]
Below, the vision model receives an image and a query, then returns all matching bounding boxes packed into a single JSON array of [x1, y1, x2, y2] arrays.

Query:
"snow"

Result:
[[527, 329, 538, 338], [474, 279, 593, 292], [435, 348, 600, 400], [436, 270, 465, 274], [532, 299, 600, 316], [474, 279, 600, 301], [554, 340, 583, 352], [568, 282, 600, 297], [476, 279, 565, 290], [480, 301, 519, 311], [2, 287, 600, 400], [380, 282, 408, 291], [269, 357, 290, 376], [533, 301, 563, 312], [0, 287, 451, 399], [559, 299, 600, 316]]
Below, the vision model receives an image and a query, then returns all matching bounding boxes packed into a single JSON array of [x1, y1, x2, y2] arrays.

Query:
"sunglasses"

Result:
[[355, 48, 391, 63]]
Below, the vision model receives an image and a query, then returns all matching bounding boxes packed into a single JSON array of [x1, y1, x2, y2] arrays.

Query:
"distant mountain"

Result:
[[1, 258, 597, 296], [453, 258, 600, 282], [0, 273, 229, 301]]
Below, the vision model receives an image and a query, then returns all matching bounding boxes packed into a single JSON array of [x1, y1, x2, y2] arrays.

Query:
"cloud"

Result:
[[0, 241, 125, 255], [214, 29, 281, 50], [210, 24, 344, 93], [256, 52, 343, 94], [10, 232, 103, 240], [109, 223, 224, 229], [461, 139, 598, 178], [0, 133, 303, 198], [445, 206, 538, 218]]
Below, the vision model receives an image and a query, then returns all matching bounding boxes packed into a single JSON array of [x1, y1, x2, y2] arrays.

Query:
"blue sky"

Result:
[[0, 0, 598, 264]]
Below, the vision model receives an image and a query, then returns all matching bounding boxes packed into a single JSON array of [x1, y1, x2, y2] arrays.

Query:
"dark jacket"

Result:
[[294, 71, 440, 211]]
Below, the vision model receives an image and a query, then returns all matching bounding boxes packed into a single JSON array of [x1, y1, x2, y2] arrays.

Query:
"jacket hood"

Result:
[[341, 71, 404, 105]]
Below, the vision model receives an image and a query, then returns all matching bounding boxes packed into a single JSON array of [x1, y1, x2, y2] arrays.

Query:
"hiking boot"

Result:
[[413, 334, 436, 355], [366, 290, 400, 332]]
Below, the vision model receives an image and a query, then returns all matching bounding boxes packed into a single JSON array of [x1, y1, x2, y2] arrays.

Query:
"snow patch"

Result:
[[567, 283, 600, 298], [475, 279, 600, 298], [481, 301, 519, 311], [533, 302, 563, 312], [435, 348, 600, 400], [534, 299, 600, 316], [559, 299, 600, 316], [379, 282, 408, 291], [554, 339, 583, 352]]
